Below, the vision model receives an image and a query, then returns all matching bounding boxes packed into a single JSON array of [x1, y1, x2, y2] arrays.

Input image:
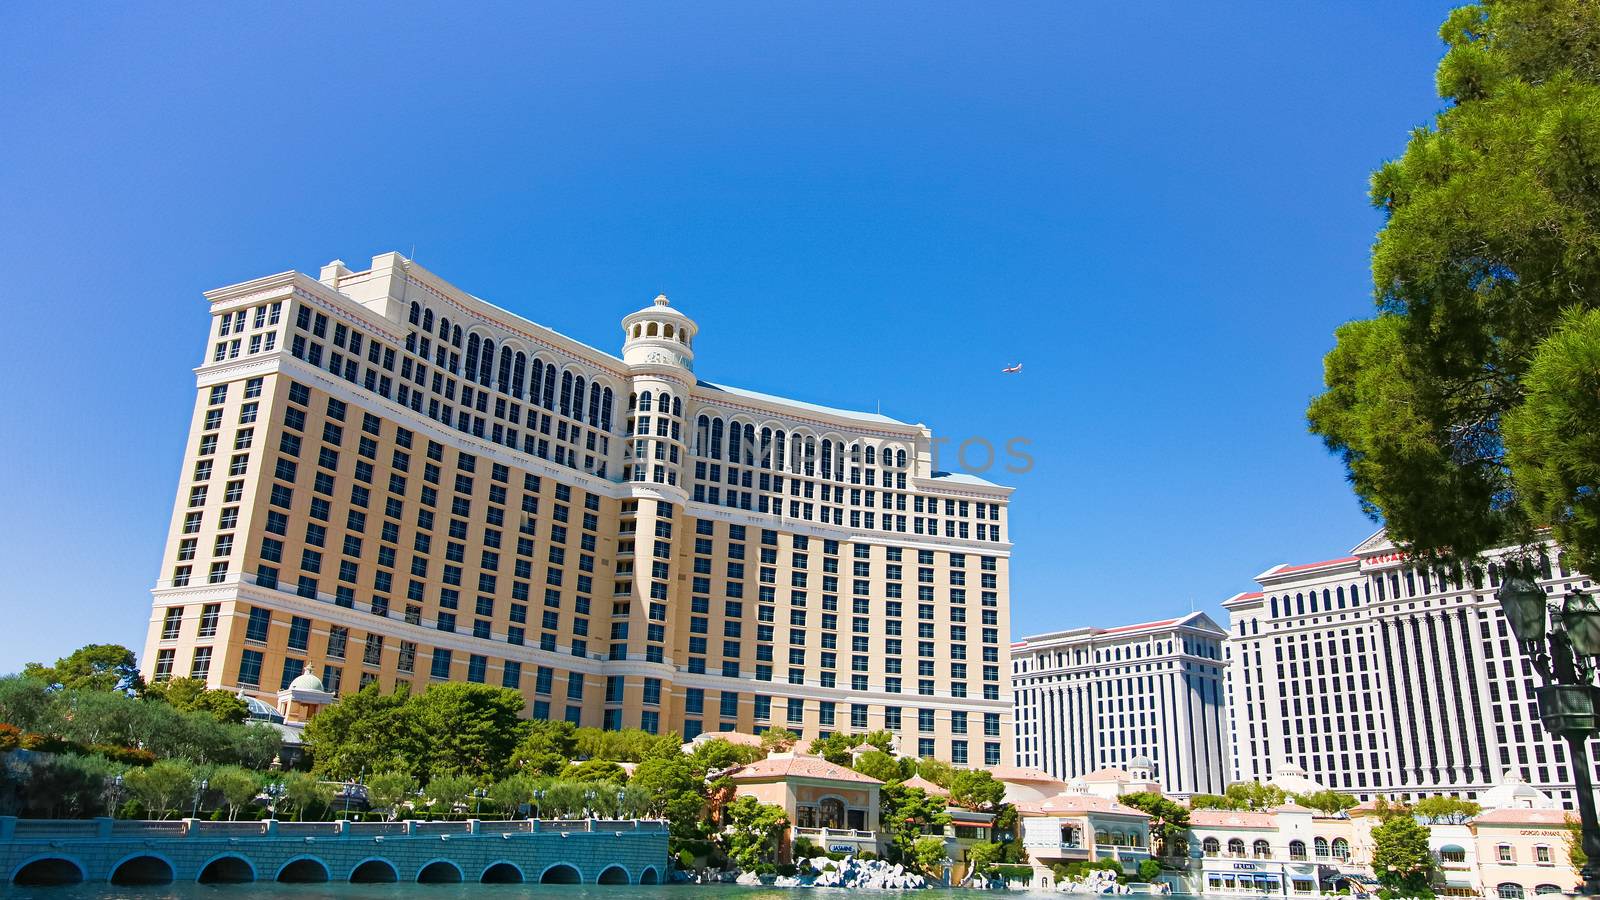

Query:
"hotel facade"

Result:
[[1010, 612, 1230, 797], [139, 252, 1014, 765], [1224, 530, 1597, 809]]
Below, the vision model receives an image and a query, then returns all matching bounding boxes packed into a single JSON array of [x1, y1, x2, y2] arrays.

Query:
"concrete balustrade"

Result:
[[0, 816, 669, 886]]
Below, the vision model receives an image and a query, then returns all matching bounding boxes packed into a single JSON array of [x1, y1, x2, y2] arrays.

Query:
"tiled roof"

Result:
[[1189, 809, 1277, 828], [902, 775, 949, 797], [1080, 767, 1132, 783], [1016, 793, 1151, 818], [988, 765, 1067, 785], [727, 754, 883, 785]]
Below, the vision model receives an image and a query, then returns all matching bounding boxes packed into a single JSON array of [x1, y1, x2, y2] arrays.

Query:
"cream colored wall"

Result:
[[141, 266, 1014, 766]]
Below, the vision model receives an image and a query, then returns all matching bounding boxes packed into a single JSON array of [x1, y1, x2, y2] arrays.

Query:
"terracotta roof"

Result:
[[687, 730, 765, 748], [1474, 808, 1573, 826], [727, 754, 883, 785], [1190, 809, 1277, 828], [902, 775, 949, 797], [1016, 792, 1151, 818], [1080, 767, 1132, 783], [988, 765, 1068, 785]]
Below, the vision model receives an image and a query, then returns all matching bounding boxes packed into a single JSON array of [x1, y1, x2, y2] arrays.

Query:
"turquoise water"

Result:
[[2, 887, 1070, 900]]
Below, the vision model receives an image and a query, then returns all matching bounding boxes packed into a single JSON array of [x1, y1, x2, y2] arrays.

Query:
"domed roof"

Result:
[[1480, 768, 1556, 811], [1129, 755, 1153, 769], [624, 293, 695, 324], [288, 671, 326, 693]]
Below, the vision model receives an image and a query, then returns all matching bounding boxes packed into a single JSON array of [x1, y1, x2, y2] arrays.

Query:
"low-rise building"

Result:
[[725, 752, 883, 859], [1016, 790, 1153, 874]]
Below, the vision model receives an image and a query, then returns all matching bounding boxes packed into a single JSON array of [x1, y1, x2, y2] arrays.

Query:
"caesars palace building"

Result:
[[139, 252, 1015, 765]]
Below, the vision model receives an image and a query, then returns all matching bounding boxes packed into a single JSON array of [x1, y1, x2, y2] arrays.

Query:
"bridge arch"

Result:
[[11, 855, 86, 886], [597, 864, 630, 885], [417, 859, 464, 883], [639, 865, 661, 885], [276, 855, 330, 883], [540, 862, 583, 884], [349, 857, 399, 883], [197, 853, 256, 883], [481, 861, 525, 883], [110, 852, 176, 885]]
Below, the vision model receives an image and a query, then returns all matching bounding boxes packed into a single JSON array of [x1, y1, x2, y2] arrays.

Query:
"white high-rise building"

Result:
[[1011, 612, 1229, 797], [1224, 529, 1599, 807]]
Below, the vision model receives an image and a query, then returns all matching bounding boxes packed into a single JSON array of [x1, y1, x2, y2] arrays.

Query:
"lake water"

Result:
[[5, 886, 1206, 900]]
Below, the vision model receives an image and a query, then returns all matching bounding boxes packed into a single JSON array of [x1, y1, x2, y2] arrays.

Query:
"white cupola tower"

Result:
[[620, 294, 697, 370]]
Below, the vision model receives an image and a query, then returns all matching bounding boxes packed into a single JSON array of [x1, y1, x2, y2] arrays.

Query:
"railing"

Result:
[[0, 816, 669, 841], [793, 826, 876, 840]]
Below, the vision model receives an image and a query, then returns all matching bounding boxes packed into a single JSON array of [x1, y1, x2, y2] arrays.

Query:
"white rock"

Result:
[[735, 871, 763, 886]]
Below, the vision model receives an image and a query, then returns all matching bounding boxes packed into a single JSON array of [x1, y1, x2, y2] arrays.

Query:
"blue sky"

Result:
[[0, 2, 1451, 673]]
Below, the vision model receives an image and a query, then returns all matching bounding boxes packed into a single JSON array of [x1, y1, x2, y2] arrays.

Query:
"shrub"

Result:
[[676, 849, 695, 869], [0, 723, 21, 751], [857, 850, 877, 861], [776, 864, 798, 877], [994, 864, 1034, 882], [19, 733, 87, 754], [90, 744, 156, 766], [793, 836, 825, 860]]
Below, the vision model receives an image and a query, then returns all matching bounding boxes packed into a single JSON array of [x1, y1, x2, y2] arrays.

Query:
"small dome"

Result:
[[289, 671, 325, 693], [1129, 755, 1153, 769]]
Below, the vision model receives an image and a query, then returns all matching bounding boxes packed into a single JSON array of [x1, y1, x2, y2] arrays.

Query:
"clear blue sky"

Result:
[[0, 1, 1452, 673]]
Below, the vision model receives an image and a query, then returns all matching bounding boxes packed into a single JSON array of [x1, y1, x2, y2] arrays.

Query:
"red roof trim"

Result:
[[1269, 556, 1358, 575]]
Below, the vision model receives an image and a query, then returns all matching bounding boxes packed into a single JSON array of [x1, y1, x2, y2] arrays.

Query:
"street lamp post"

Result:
[[191, 778, 209, 819], [473, 787, 486, 817], [109, 774, 125, 818], [1497, 575, 1600, 895]]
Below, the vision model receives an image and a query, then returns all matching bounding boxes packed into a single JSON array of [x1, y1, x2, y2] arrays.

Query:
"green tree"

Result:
[[24, 644, 143, 694], [0, 676, 62, 733], [631, 753, 712, 855], [564, 758, 629, 783], [809, 732, 862, 765], [1120, 791, 1191, 856], [1413, 795, 1482, 824], [1308, 0, 1600, 567], [301, 682, 411, 778], [881, 784, 951, 864], [686, 736, 762, 773], [760, 728, 798, 753], [123, 759, 195, 819], [948, 769, 1005, 811], [144, 678, 248, 724], [852, 749, 905, 784], [1138, 858, 1162, 883], [489, 773, 538, 818], [917, 758, 956, 788], [208, 766, 261, 821], [722, 795, 788, 870], [1295, 789, 1360, 816], [510, 719, 577, 776], [1224, 781, 1288, 811], [366, 770, 419, 821], [911, 835, 948, 876], [1372, 813, 1437, 898], [1569, 815, 1587, 877], [966, 840, 1002, 878], [279, 771, 332, 822], [425, 771, 476, 813], [1504, 308, 1600, 575], [406, 683, 526, 780]]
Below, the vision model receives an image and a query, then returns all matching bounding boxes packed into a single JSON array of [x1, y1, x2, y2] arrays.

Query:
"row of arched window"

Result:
[[1201, 837, 1349, 860], [630, 390, 684, 418], [408, 301, 615, 432], [1270, 584, 1362, 619], [691, 415, 909, 475]]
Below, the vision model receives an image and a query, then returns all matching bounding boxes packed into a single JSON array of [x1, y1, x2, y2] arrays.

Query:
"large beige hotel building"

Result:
[[139, 252, 1014, 765]]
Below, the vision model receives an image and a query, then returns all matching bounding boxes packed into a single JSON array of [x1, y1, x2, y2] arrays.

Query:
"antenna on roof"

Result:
[[410, 243, 416, 262]]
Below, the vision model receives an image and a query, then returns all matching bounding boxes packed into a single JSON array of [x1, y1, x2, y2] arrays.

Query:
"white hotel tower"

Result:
[[1011, 612, 1230, 797], [1224, 529, 1599, 808]]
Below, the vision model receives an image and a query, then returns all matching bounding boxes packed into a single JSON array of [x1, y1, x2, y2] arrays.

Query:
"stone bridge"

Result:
[[0, 816, 668, 886]]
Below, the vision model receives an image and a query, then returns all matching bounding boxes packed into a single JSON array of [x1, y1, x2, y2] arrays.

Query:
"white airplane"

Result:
[[1001, 363, 1023, 374]]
